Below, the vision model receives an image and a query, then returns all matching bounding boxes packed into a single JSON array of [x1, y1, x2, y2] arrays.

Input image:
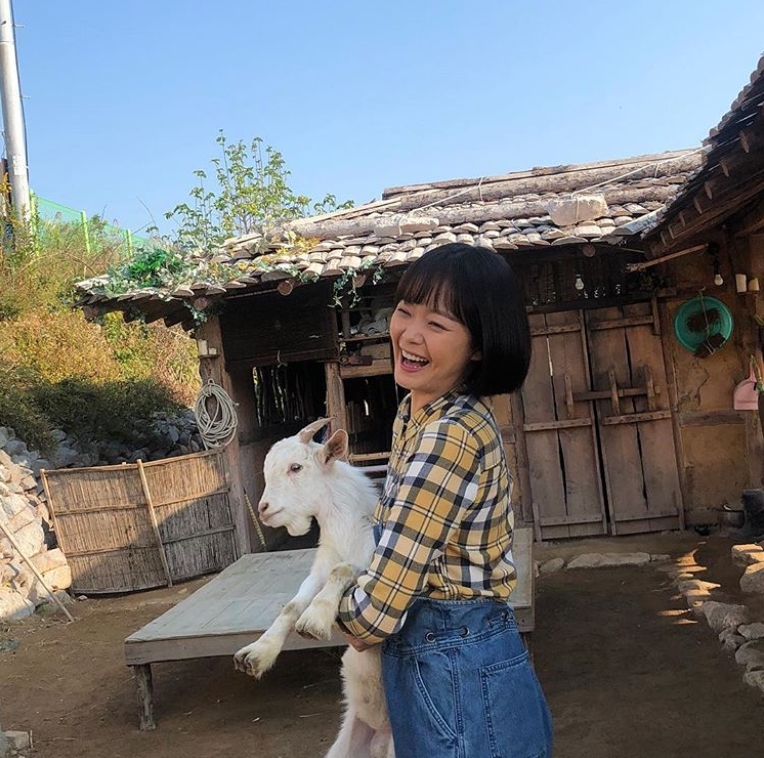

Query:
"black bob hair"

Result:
[[394, 242, 532, 396]]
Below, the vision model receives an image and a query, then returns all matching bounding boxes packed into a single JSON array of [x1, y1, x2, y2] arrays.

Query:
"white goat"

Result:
[[233, 419, 394, 758]]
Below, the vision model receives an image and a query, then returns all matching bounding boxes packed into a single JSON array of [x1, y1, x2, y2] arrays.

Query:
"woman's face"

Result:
[[389, 299, 480, 414]]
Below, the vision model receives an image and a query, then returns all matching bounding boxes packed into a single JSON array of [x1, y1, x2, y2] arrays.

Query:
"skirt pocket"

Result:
[[479, 651, 552, 758], [411, 651, 459, 741]]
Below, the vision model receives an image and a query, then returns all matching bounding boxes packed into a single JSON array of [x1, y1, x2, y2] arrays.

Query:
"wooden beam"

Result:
[[740, 129, 754, 153], [652, 157, 764, 253], [733, 192, 764, 237]]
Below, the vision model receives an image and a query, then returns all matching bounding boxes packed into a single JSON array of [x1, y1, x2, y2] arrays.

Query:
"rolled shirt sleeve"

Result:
[[338, 418, 481, 644]]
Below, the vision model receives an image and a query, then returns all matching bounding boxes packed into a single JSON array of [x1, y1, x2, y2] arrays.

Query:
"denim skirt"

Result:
[[381, 597, 553, 758]]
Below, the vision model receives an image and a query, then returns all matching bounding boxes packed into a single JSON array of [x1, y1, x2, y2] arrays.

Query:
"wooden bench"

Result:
[[125, 526, 534, 730]]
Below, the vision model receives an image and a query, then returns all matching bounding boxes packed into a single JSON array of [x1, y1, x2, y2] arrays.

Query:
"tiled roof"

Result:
[[644, 53, 764, 250], [77, 150, 701, 316]]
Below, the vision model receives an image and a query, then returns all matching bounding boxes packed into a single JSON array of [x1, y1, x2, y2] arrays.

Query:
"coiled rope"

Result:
[[193, 379, 239, 449]]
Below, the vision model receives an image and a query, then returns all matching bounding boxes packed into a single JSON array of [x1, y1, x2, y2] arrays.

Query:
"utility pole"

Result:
[[0, 0, 30, 222]]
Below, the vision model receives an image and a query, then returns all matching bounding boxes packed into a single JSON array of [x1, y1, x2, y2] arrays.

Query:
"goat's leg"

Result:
[[295, 562, 360, 641], [370, 729, 395, 758], [325, 707, 374, 758], [233, 572, 323, 678]]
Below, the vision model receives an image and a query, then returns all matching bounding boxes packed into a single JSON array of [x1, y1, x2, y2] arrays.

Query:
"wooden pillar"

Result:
[[229, 364, 260, 551], [741, 233, 764, 488], [133, 664, 156, 730], [658, 298, 688, 530], [324, 361, 347, 431], [196, 316, 250, 556]]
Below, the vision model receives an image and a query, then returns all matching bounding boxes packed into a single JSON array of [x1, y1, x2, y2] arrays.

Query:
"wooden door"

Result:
[[515, 303, 683, 538], [515, 310, 607, 539], [585, 302, 683, 534]]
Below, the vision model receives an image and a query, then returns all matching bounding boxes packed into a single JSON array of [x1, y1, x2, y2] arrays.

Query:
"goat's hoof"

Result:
[[233, 645, 274, 679], [295, 615, 332, 641]]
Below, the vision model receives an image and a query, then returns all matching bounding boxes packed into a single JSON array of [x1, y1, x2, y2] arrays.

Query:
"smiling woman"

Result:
[[389, 301, 479, 414], [337, 243, 551, 758]]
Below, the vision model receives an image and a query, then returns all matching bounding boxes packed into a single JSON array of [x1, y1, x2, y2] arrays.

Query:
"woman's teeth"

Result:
[[401, 350, 428, 365]]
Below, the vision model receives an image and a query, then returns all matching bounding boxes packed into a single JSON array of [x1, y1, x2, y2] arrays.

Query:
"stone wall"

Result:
[[0, 411, 205, 621]]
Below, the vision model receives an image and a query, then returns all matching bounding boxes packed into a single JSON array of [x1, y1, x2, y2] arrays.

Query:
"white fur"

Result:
[[233, 422, 394, 758]]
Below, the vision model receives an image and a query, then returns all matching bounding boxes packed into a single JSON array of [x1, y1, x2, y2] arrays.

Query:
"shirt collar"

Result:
[[397, 387, 467, 431]]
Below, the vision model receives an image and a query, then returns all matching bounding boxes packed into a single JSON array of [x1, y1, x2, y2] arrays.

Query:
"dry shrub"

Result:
[[0, 309, 123, 383], [0, 219, 200, 452]]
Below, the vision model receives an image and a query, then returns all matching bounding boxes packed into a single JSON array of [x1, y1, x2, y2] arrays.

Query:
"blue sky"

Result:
[[11, 1, 764, 236]]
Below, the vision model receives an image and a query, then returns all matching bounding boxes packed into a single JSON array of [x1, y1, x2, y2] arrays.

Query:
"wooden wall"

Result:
[[662, 233, 764, 524], [489, 393, 527, 523]]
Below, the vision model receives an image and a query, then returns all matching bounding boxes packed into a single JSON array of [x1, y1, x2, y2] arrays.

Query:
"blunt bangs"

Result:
[[394, 243, 531, 396]]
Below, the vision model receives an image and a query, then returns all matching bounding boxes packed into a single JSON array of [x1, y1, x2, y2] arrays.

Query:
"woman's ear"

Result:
[[471, 349, 482, 362]]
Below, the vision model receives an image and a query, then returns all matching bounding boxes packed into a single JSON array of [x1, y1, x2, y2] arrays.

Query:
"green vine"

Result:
[[331, 260, 388, 309]]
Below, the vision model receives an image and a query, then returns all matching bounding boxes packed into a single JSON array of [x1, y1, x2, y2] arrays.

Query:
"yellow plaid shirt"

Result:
[[338, 390, 517, 644]]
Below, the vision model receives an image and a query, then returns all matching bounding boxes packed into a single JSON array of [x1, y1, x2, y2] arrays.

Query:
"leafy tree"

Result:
[[165, 131, 352, 251]]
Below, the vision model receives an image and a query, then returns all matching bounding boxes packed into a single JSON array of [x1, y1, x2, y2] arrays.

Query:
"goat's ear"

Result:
[[319, 429, 349, 466]]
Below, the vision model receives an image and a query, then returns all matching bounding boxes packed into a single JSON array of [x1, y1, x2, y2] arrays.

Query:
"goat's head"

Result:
[[258, 419, 349, 536]]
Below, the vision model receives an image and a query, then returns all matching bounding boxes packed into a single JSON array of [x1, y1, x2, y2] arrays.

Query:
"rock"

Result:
[[743, 669, 764, 693], [3, 731, 31, 751], [683, 589, 713, 615], [734, 640, 764, 670], [38, 564, 72, 593], [3, 439, 26, 457], [52, 445, 80, 469], [721, 632, 747, 652], [29, 548, 68, 574], [731, 544, 764, 567], [676, 579, 719, 593], [740, 563, 764, 594], [548, 194, 608, 226], [566, 552, 651, 569], [738, 622, 764, 640], [0, 587, 35, 620], [10, 519, 44, 558], [0, 426, 11, 447], [30, 458, 53, 477], [52, 589, 75, 606], [700, 601, 750, 634], [0, 493, 28, 519], [50, 428, 68, 443], [7, 505, 37, 532], [539, 557, 565, 575], [0, 727, 7, 757]]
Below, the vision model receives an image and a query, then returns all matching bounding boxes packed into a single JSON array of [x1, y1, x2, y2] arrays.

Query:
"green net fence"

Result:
[[33, 195, 150, 257]]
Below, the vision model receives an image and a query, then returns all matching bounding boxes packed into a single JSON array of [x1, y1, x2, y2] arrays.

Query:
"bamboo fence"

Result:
[[40, 450, 237, 593]]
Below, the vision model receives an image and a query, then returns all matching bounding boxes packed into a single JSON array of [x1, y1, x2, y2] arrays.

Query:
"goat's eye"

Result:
[[290, 463, 303, 473]]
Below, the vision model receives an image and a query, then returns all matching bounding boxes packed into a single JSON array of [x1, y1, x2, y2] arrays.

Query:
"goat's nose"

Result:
[[258, 500, 270, 516]]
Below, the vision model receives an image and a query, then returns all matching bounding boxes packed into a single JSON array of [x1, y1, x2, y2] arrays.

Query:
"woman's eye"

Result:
[[290, 463, 303, 473], [429, 321, 446, 330]]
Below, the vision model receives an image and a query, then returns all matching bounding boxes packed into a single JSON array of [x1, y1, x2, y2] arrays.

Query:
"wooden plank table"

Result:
[[125, 527, 535, 730]]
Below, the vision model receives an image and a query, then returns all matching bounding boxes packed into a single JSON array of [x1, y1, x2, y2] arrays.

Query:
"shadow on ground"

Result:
[[1, 532, 762, 758]]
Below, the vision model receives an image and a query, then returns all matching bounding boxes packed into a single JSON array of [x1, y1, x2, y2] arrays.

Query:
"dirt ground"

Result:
[[1, 532, 763, 758]]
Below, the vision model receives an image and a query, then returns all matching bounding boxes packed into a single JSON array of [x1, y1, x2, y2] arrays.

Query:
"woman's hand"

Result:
[[343, 633, 373, 652]]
